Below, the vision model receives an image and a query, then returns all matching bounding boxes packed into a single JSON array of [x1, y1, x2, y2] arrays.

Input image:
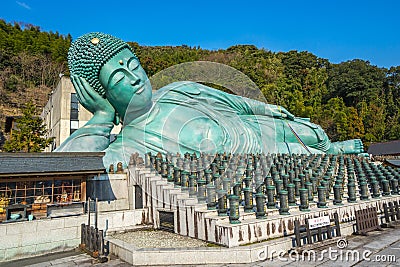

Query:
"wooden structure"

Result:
[[381, 201, 400, 227], [80, 198, 108, 261], [294, 213, 341, 247], [0, 152, 105, 222], [81, 224, 105, 258], [355, 206, 381, 235]]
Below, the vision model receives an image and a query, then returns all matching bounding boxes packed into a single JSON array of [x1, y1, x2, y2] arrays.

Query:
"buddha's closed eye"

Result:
[[110, 72, 125, 87], [128, 58, 139, 71]]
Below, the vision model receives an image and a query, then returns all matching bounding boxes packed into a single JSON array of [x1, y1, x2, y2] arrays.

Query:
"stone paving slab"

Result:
[[3, 227, 400, 266]]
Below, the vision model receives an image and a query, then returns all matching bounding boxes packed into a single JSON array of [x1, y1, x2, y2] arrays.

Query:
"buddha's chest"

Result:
[[133, 104, 228, 153]]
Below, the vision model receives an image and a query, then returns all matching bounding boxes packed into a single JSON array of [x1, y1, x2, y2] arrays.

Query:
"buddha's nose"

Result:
[[130, 79, 140, 86]]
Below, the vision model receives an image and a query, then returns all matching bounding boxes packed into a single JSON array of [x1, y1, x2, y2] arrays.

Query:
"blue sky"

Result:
[[1, 0, 399, 68]]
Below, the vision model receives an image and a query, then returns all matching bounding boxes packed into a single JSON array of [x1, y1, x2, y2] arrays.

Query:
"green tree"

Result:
[[327, 60, 386, 106], [3, 102, 54, 152], [346, 107, 365, 140]]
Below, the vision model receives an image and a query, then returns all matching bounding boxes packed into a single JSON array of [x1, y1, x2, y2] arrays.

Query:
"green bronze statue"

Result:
[[56, 32, 364, 168]]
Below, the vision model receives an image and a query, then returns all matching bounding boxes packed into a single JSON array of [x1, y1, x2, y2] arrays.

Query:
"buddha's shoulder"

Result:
[[154, 81, 219, 97]]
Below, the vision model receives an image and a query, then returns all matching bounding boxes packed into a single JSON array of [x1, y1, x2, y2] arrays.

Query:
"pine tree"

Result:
[[3, 102, 54, 152]]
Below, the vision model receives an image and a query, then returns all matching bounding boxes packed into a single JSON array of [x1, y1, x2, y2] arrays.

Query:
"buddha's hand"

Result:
[[71, 75, 116, 122], [268, 105, 295, 120], [279, 107, 295, 120]]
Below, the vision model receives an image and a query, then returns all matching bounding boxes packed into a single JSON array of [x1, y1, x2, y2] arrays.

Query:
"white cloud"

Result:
[[16, 1, 31, 10]]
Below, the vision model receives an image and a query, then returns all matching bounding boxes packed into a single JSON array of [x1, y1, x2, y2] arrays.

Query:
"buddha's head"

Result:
[[68, 32, 152, 121]]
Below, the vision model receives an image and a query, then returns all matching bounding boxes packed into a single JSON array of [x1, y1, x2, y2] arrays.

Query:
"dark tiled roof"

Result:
[[385, 159, 400, 168], [367, 140, 400, 156], [0, 152, 105, 176]]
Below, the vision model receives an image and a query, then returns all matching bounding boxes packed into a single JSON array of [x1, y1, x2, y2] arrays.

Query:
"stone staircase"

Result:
[[128, 163, 400, 247]]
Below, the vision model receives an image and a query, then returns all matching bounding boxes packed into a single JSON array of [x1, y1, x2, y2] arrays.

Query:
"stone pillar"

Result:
[[181, 170, 189, 191], [371, 180, 381, 198], [299, 188, 310, 211], [333, 184, 343, 205], [360, 181, 369, 200], [255, 193, 266, 219], [189, 174, 197, 197], [266, 185, 276, 209], [382, 180, 391, 196], [317, 186, 327, 208], [217, 190, 228, 216], [305, 181, 314, 202], [229, 195, 240, 224], [243, 187, 253, 213], [347, 182, 357, 203], [197, 178, 207, 203], [279, 190, 290, 215], [207, 184, 217, 210], [174, 167, 181, 188], [287, 183, 296, 206]]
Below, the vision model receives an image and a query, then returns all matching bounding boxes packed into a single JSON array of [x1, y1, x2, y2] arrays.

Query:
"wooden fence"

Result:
[[294, 212, 341, 247]]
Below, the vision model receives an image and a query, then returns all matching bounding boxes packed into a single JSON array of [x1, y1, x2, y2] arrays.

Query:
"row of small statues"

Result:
[[56, 190, 81, 203], [140, 151, 399, 223], [109, 162, 125, 174]]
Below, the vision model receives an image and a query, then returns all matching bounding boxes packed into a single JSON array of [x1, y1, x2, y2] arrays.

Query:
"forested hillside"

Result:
[[1, 19, 399, 149], [132, 43, 400, 146], [0, 19, 71, 133]]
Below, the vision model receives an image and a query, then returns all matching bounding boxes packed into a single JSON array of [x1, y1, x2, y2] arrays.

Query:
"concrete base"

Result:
[[0, 209, 148, 262], [87, 174, 130, 211], [130, 166, 400, 247], [106, 222, 355, 266]]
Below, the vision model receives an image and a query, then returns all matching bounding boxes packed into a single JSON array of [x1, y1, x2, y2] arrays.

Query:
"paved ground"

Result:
[[2, 226, 400, 267]]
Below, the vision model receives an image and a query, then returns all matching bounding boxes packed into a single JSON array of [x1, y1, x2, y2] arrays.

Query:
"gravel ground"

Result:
[[110, 230, 210, 249]]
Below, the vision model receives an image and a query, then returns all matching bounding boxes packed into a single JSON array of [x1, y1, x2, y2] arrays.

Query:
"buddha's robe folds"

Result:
[[91, 81, 330, 166]]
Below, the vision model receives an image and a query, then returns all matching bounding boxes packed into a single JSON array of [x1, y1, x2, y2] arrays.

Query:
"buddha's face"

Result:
[[99, 48, 152, 120]]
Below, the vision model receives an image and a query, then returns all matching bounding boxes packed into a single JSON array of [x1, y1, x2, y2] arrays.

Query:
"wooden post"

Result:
[[395, 200, 400, 220], [334, 212, 341, 236], [389, 202, 396, 222], [294, 220, 301, 247], [88, 197, 91, 227], [51, 178, 54, 203], [98, 229, 104, 255], [93, 228, 98, 252], [95, 197, 98, 230], [327, 223, 332, 239], [306, 218, 312, 245], [81, 223, 85, 245], [81, 179, 87, 202], [383, 203, 390, 225], [24, 184, 27, 203], [15, 184, 18, 204], [317, 227, 322, 242], [89, 226, 94, 251]]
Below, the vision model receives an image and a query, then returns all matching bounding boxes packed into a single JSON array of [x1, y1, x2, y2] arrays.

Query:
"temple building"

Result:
[[368, 140, 400, 160], [0, 152, 105, 221], [41, 76, 121, 151]]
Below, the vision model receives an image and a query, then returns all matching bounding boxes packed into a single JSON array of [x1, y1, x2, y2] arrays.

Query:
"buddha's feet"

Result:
[[327, 139, 364, 154]]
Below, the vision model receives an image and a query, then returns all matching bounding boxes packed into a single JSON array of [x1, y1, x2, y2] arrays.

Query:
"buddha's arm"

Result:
[[55, 76, 116, 152], [55, 115, 114, 152], [200, 85, 295, 120], [162, 82, 295, 120], [240, 97, 295, 120]]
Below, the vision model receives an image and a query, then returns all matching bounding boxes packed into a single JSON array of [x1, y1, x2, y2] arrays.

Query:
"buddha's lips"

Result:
[[134, 84, 145, 94]]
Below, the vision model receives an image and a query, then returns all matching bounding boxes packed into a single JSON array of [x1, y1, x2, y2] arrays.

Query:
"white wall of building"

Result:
[[41, 76, 121, 151]]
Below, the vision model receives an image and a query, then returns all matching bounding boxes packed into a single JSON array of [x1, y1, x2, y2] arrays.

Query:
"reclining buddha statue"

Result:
[[56, 32, 364, 168]]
